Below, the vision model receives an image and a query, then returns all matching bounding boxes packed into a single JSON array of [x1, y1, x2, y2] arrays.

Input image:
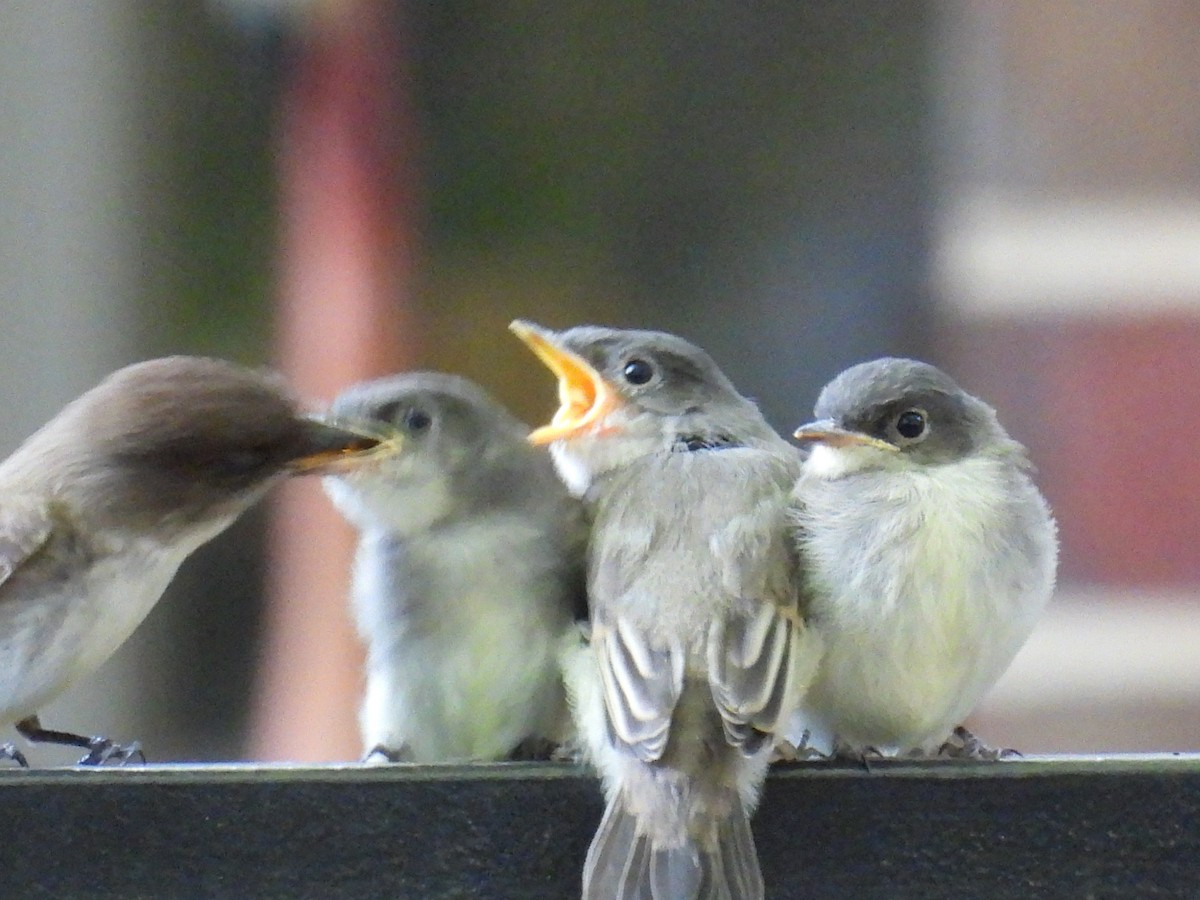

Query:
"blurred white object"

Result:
[[975, 589, 1200, 752]]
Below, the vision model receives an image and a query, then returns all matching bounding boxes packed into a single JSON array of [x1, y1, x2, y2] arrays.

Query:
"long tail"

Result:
[[582, 791, 763, 900]]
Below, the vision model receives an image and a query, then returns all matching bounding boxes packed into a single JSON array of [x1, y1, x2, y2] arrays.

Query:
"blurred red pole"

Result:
[[248, 0, 420, 761]]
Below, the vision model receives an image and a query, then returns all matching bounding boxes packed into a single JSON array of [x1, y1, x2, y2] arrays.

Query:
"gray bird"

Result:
[[321, 372, 587, 763], [0, 356, 381, 766], [512, 321, 819, 900], [789, 357, 1057, 757]]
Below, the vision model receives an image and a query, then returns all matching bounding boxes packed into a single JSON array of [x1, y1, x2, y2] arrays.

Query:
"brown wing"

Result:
[[0, 499, 56, 594]]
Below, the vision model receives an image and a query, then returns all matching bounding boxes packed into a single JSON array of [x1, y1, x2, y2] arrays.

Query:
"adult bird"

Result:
[[0, 356, 380, 765]]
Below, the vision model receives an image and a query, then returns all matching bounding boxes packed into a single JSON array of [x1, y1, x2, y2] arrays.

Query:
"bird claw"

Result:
[[772, 730, 829, 763], [78, 738, 145, 767], [508, 737, 561, 761], [15, 716, 144, 766], [820, 740, 890, 771], [549, 741, 585, 764], [936, 726, 1020, 761], [0, 742, 29, 768], [854, 745, 889, 772], [363, 743, 411, 764]]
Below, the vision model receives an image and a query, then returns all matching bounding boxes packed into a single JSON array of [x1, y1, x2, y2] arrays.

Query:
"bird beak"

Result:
[[284, 418, 396, 474], [792, 420, 899, 453], [510, 319, 621, 445]]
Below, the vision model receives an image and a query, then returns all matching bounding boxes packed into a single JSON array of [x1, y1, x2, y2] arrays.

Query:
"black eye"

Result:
[[404, 408, 432, 431], [895, 409, 926, 440], [622, 358, 654, 385]]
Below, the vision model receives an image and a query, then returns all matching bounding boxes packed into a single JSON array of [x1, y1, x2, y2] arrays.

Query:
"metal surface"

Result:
[[0, 756, 1196, 898]]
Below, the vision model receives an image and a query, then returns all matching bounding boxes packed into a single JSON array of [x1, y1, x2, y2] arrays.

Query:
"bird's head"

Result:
[[792, 357, 1019, 480], [27, 356, 382, 535], [510, 320, 781, 491], [320, 371, 559, 535]]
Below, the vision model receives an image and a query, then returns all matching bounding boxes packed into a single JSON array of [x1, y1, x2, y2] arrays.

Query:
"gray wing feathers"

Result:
[[708, 603, 808, 754], [596, 616, 684, 762]]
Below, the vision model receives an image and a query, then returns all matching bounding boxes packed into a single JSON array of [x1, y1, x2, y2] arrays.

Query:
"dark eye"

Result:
[[895, 409, 926, 440], [622, 358, 654, 385], [404, 408, 432, 431]]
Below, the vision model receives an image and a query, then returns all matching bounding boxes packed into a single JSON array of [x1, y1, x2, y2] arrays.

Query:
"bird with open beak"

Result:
[[788, 357, 1057, 758], [0, 356, 382, 765], [512, 320, 819, 900], [321, 372, 587, 763]]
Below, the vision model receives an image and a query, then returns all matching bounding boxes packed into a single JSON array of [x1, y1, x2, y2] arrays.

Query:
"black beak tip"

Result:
[[286, 419, 384, 474]]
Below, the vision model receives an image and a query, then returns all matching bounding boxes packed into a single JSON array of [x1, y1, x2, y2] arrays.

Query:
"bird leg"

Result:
[[15, 716, 145, 766], [0, 742, 29, 767], [936, 725, 1021, 761]]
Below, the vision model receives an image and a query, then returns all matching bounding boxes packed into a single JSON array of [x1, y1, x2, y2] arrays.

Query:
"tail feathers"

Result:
[[584, 798, 654, 900], [713, 793, 764, 900], [583, 794, 764, 900]]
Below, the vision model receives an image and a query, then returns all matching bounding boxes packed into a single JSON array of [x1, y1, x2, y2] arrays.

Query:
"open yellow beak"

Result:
[[286, 417, 400, 474], [510, 320, 621, 445], [792, 420, 899, 453]]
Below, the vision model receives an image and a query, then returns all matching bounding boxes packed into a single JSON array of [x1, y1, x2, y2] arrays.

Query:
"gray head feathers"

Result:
[[330, 371, 529, 446], [814, 357, 966, 421], [810, 357, 1021, 465], [558, 325, 743, 400], [557, 324, 784, 451], [325, 371, 573, 534]]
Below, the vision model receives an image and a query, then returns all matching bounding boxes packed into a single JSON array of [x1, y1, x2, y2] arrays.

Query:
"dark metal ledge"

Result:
[[1, 755, 1198, 898]]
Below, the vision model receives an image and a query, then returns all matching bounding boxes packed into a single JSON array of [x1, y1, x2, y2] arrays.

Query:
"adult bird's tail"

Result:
[[582, 789, 764, 900]]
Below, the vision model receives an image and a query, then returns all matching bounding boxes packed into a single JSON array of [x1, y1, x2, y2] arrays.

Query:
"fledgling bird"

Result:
[[789, 357, 1057, 757], [0, 356, 381, 766], [321, 372, 587, 763], [512, 321, 819, 900]]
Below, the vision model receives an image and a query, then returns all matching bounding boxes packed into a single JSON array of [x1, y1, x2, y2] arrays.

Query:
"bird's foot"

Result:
[[508, 737, 561, 762], [772, 730, 829, 763], [78, 738, 145, 767], [0, 742, 29, 768], [549, 740, 585, 764], [827, 740, 891, 772], [363, 744, 412, 764], [15, 716, 143, 766], [937, 726, 1021, 761]]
